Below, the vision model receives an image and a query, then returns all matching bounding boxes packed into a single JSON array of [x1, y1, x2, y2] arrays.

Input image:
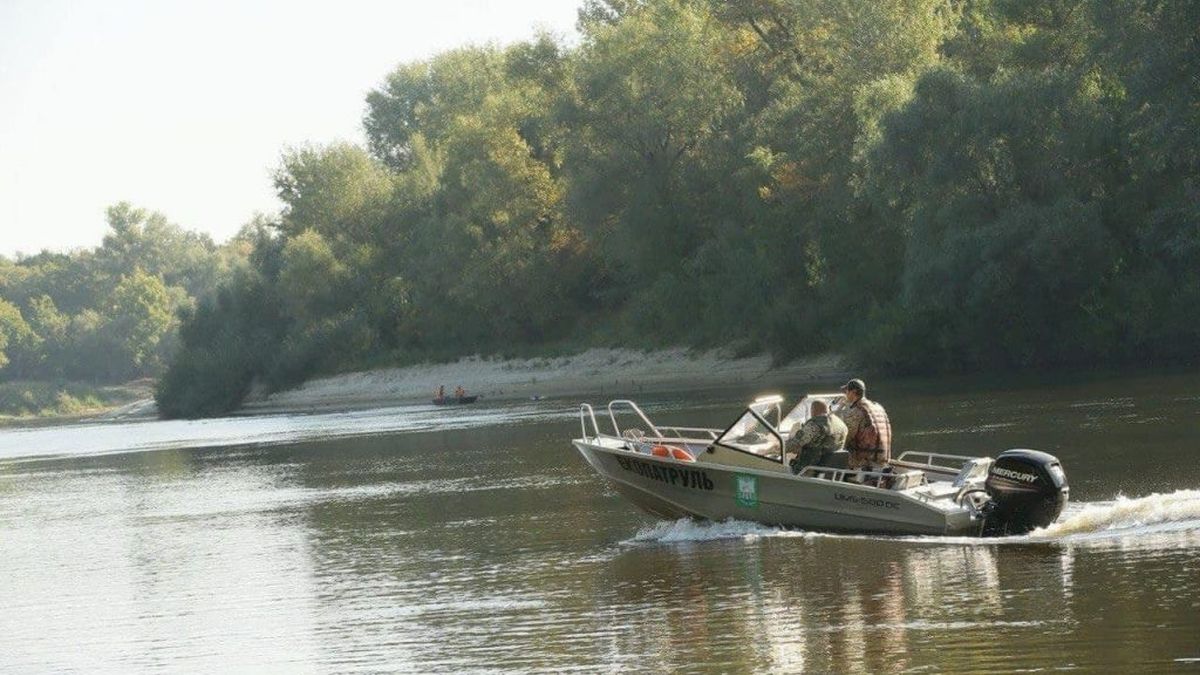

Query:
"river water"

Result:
[[1, 372, 1198, 672]]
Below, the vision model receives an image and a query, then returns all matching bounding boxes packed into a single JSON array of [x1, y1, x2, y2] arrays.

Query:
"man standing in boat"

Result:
[[836, 379, 892, 470]]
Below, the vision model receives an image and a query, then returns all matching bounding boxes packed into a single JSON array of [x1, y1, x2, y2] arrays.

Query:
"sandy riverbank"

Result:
[[241, 348, 848, 414]]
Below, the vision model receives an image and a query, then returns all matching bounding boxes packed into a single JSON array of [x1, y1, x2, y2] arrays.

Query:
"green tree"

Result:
[[431, 109, 579, 342], [155, 274, 286, 418], [0, 199, 250, 396], [364, 47, 507, 170], [277, 229, 349, 323], [273, 143, 395, 249], [100, 202, 226, 301], [103, 269, 177, 376], [0, 299, 39, 373], [568, 0, 743, 277], [23, 295, 69, 378]]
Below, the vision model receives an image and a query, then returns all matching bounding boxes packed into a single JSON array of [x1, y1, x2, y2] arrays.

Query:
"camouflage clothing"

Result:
[[836, 398, 892, 469], [787, 414, 848, 470]]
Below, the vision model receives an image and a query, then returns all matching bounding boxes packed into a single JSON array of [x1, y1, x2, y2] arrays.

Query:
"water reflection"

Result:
[[584, 513, 1200, 673], [0, 450, 322, 671], [2, 372, 1200, 671]]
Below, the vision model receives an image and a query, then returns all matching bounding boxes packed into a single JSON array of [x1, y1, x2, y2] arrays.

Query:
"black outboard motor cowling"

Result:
[[982, 449, 1069, 536]]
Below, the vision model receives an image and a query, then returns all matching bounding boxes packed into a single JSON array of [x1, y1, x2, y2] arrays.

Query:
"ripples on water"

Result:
[[2, 375, 1200, 672], [0, 401, 574, 462]]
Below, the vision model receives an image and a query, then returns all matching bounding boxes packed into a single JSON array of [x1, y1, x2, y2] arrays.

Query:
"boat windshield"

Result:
[[716, 409, 782, 458]]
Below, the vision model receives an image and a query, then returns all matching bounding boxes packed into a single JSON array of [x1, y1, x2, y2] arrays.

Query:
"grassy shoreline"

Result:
[[0, 380, 151, 425]]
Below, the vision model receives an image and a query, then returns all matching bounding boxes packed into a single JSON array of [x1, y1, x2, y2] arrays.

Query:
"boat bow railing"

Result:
[[656, 425, 720, 440], [579, 404, 601, 442], [578, 400, 720, 446], [607, 400, 661, 438]]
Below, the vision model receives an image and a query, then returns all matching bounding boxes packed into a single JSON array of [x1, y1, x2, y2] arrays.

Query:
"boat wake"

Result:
[[626, 489, 1200, 547], [1029, 489, 1200, 540], [627, 518, 814, 543]]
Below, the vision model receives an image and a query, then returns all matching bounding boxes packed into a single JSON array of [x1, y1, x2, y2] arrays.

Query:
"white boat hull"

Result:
[[573, 439, 979, 537]]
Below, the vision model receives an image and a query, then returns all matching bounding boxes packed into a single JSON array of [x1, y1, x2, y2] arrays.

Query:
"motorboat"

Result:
[[571, 395, 1069, 537], [434, 393, 480, 403]]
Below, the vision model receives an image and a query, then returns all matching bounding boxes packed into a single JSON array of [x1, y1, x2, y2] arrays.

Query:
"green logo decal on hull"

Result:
[[735, 473, 759, 508]]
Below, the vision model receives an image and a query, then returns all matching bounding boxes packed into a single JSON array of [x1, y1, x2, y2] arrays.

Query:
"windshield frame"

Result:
[[712, 406, 786, 466]]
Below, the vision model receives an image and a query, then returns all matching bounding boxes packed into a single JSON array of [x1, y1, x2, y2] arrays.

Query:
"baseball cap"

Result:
[[841, 378, 866, 395]]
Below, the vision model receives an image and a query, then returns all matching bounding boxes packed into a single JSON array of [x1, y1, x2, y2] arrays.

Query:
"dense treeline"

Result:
[[157, 0, 1199, 417], [0, 204, 247, 385]]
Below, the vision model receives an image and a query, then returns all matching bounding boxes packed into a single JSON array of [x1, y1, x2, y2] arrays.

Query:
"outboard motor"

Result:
[[981, 449, 1069, 536]]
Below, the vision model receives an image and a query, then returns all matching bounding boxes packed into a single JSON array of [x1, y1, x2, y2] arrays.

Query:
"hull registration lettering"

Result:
[[834, 491, 901, 510], [616, 455, 715, 490]]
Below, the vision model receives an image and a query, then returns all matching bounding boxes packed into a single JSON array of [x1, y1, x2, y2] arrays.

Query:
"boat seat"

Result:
[[888, 468, 926, 490], [819, 449, 850, 469], [811, 450, 850, 479]]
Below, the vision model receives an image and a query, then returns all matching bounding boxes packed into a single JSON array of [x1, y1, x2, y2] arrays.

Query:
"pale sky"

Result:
[[0, 0, 582, 256]]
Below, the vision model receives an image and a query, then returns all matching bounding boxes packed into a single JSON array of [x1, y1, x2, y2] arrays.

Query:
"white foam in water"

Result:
[[628, 518, 809, 543], [1030, 489, 1200, 539], [627, 490, 1200, 546]]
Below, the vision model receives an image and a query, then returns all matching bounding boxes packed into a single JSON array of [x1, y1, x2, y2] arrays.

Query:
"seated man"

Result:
[[787, 400, 848, 474]]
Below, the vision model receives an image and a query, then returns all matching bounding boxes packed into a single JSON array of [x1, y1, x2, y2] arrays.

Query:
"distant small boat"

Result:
[[432, 395, 479, 406]]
